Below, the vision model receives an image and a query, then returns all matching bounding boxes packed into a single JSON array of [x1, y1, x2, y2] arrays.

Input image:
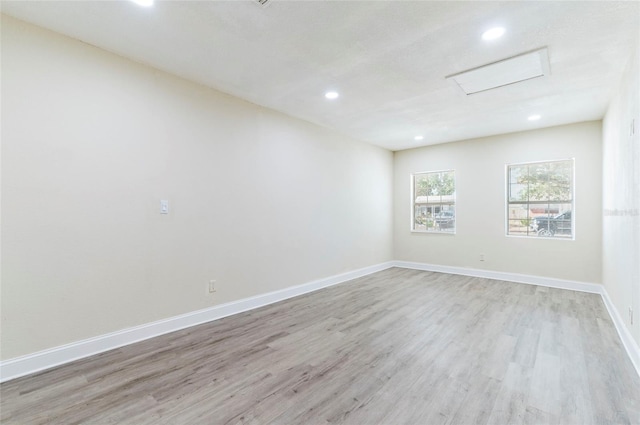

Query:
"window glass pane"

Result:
[[414, 174, 429, 200], [426, 205, 436, 231], [509, 183, 527, 202], [509, 165, 526, 185], [435, 205, 455, 233], [507, 160, 573, 238], [414, 204, 427, 231], [507, 165, 529, 202], [412, 170, 455, 233], [507, 204, 532, 236], [529, 203, 572, 238]]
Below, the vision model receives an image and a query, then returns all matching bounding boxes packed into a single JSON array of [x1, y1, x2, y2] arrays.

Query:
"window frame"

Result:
[[505, 158, 575, 240], [410, 169, 456, 234]]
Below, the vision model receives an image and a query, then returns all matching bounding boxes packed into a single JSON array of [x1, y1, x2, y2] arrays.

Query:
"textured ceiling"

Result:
[[1, 1, 638, 151]]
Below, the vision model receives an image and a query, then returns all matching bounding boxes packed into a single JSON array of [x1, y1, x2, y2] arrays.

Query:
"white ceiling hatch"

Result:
[[0, 1, 638, 151], [447, 48, 550, 95]]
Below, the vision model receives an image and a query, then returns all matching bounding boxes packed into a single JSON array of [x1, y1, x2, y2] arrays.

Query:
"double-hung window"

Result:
[[412, 170, 455, 233], [507, 159, 574, 238]]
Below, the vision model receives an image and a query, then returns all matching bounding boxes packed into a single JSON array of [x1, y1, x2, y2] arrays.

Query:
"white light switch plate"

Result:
[[160, 200, 169, 214]]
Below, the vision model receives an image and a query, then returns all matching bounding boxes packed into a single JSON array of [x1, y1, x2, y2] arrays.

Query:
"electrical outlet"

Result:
[[479, 254, 485, 262], [208, 280, 216, 294], [630, 307, 634, 325]]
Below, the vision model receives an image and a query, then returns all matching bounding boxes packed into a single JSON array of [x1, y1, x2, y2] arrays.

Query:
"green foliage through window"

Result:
[[510, 161, 572, 202], [412, 170, 455, 233], [415, 172, 455, 197], [507, 159, 573, 238]]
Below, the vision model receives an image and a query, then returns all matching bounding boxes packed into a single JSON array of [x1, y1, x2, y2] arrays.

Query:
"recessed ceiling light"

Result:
[[528, 114, 541, 121], [130, 0, 154, 6], [414, 135, 424, 141], [482, 27, 505, 41], [325, 91, 339, 100]]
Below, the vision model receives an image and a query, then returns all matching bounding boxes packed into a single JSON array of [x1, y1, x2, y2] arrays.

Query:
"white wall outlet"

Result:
[[479, 254, 485, 262], [629, 307, 634, 325], [208, 280, 216, 293], [160, 200, 169, 214]]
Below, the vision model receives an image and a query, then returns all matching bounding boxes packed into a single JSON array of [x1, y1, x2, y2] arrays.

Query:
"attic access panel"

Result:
[[447, 48, 550, 95]]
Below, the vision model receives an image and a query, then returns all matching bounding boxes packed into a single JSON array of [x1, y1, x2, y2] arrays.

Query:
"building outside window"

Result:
[[412, 170, 455, 233], [507, 159, 574, 238]]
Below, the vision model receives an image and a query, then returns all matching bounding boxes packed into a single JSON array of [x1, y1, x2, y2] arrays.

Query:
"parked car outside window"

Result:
[[530, 211, 571, 236], [434, 211, 455, 229]]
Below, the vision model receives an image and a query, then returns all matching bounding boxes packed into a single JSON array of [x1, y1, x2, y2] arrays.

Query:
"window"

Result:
[[412, 170, 455, 233], [507, 159, 573, 238]]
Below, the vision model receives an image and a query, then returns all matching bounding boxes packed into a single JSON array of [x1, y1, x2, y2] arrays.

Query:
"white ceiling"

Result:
[[1, 1, 638, 151]]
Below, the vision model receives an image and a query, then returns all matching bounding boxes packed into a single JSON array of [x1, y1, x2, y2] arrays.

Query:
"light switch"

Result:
[[160, 200, 169, 214]]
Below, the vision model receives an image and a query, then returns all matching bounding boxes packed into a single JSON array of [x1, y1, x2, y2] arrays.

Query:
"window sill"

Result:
[[505, 234, 575, 241], [411, 230, 456, 235]]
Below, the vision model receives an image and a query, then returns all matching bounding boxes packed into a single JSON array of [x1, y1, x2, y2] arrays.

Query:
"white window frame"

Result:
[[505, 159, 575, 240], [411, 169, 456, 234]]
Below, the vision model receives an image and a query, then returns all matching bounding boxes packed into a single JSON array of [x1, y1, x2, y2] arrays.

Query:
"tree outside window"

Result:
[[412, 170, 455, 233], [507, 160, 573, 238]]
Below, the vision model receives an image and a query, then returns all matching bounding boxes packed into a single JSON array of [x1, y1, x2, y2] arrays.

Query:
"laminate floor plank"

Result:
[[2, 268, 639, 424]]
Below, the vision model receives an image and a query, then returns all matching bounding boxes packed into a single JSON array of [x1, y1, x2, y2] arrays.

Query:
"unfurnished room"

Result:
[[0, 1, 639, 424]]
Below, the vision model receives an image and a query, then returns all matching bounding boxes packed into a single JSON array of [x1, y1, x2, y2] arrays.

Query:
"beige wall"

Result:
[[1, 13, 627, 364], [394, 122, 603, 283], [0, 16, 394, 360], [603, 44, 640, 345]]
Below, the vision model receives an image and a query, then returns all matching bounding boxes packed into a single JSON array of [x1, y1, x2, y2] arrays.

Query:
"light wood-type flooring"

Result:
[[2, 268, 639, 424]]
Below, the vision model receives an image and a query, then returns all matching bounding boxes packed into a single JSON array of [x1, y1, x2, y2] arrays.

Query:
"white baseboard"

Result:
[[393, 260, 602, 293], [3, 260, 638, 382], [392, 260, 640, 376], [599, 287, 640, 376], [0, 261, 394, 383]]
